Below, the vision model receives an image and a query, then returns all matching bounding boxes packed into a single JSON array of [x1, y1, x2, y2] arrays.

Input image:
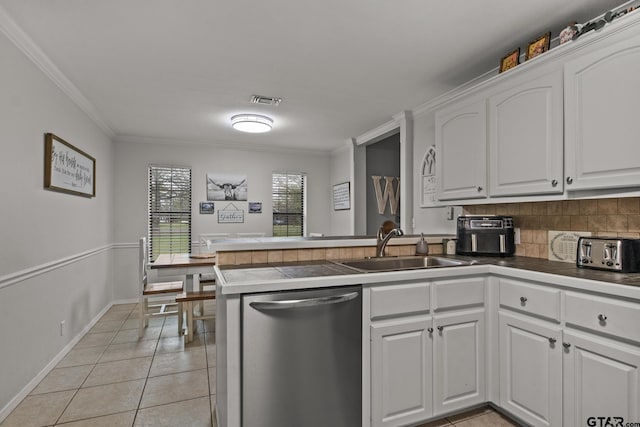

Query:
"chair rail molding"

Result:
[[0, 244, 113, 290]]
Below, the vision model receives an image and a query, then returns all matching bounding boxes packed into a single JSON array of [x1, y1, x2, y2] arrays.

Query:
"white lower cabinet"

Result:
[[368, 275, 640, 427], [499, 312, 562, 427], [562, 330, 640, 427], [370, 317, 433, 427], [433, 310, 485, 415]]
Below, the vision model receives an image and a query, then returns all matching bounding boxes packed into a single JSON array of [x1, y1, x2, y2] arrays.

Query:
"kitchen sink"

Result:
[[334, 256, 475, 273]]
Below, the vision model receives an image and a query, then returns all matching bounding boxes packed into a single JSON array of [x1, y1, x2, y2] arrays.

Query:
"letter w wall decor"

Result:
[[371, 176, 400, 215]]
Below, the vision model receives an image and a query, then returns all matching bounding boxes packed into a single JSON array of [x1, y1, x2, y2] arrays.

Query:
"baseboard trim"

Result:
[[0, 301, 114, 423]]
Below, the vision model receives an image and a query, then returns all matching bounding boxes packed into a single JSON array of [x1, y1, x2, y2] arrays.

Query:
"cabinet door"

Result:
[[433, 310, 485, 415], [488, 70, 564, 196], [563, 331, 640, 427], [435, 99, 487, 200], [564, 33, 640, 191], [371, 317, 433, 427], [499, 312, 562, 427]]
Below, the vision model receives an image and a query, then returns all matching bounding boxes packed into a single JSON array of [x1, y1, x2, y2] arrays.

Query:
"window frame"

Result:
[[272, 171, 307, 237], [148, 165, 192, 261]]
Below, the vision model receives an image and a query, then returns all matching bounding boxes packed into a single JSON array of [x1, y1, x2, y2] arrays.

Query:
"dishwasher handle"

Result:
[[249, 291, 359, 311]]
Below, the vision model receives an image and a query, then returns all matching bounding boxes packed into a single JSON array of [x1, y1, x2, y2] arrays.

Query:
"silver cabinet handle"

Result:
[[549, 337, 557, 344], [427, 327, 433, 333], [598, 314, 607, 321], [520, 296, 527, 303], [477, 186, 483, 192], [249, 292, 358, 311], [563, 342, 571, 349], [566, 177, 573, 184], [551, 179, 558, 187], [437, 326, 444, 332]]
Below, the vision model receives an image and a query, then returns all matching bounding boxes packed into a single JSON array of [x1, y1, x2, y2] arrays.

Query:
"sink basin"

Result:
[[335, 256, 474, 273]]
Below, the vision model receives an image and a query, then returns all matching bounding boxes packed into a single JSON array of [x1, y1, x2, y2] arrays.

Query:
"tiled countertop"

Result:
[[217, 255, 640, 294]]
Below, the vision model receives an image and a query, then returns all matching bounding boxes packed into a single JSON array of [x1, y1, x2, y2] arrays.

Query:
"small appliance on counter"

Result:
[[576, 236, 640, 272], [456, 215, 515, 256]]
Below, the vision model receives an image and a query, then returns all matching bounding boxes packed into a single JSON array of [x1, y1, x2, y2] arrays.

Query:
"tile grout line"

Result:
[[132, 313, 165, 426], [52, 310, 133, 426]]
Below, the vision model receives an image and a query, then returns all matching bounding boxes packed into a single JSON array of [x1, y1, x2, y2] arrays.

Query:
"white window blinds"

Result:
[[272, 172, 306, 237], [148, 166, 192, 261]]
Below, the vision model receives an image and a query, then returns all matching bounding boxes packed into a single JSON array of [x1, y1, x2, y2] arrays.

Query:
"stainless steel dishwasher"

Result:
[[242, 285, 362, 427]]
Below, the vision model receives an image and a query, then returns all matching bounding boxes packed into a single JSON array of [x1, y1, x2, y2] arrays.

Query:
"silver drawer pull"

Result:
[[549, 337, 557, 344], [598, 314, 607, 321], [427, 327, 433, 333], [520, 296, 527, 304], [563, 342, 571, 349], [437, 326, 444, 332]]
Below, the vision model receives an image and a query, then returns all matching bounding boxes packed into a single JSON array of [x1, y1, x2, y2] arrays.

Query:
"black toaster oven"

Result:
[[456, 215, 515, 256]]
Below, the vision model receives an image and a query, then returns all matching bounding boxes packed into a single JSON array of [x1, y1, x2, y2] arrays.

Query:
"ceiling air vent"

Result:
[[250, 95, 282, 106]]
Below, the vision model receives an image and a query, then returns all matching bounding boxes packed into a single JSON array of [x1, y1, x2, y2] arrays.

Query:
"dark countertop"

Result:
[[456, 255, 640, 287], [219, 256, 640, 288]]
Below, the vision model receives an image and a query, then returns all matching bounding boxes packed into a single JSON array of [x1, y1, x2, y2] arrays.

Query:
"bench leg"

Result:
[[187, 301, 194, 344], [178, 301, 184, 336]]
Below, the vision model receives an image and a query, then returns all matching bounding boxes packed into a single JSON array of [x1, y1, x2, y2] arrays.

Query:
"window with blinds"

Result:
[[272, 172, 306, 237], [148, 166, 192, 261]]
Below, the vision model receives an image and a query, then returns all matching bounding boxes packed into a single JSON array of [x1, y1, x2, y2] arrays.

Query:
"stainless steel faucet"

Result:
[[376, 225, 404, 257]]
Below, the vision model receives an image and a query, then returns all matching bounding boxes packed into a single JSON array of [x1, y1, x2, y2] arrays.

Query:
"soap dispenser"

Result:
[[415, 233, 429, 255]]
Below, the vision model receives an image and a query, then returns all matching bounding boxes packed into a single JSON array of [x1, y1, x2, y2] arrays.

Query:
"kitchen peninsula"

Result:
[[213, 237, 640, 427]]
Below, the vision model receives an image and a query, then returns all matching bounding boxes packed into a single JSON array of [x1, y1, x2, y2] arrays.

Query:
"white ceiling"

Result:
[[0, 0, 628, 152]]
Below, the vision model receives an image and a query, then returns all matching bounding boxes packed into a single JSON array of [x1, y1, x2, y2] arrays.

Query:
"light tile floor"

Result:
[[1, 302, 217, 427], [1, 302, 520, 427], [417, 405, 521, 426]]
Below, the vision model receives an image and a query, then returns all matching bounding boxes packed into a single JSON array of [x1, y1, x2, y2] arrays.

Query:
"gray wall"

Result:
[[0, 31, 114, 418], [112, 140, 333, 300], [366, 133, 400, 234]]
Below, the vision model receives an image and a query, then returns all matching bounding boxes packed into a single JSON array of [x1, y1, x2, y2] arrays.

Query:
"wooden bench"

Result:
[[176, 291, 216, 343]]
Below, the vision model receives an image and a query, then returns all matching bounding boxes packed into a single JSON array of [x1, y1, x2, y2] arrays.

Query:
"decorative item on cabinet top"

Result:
[[526, 32, 551, 60], [499, 48, 520, 73], [559, 22, 581, 44]]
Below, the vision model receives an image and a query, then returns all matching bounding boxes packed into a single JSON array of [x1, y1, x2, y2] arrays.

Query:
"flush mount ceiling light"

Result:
[[231, 114, 273, 133]]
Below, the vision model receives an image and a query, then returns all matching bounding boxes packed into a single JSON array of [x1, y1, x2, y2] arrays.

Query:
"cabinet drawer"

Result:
[[499, 278, 561, 322], [565, 292, 640, 342], [370, 282, 430, 320], [433, 277, 485, 311]]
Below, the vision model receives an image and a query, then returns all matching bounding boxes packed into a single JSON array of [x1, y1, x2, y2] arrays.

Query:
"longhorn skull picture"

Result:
[[207, 174, 248, 201]]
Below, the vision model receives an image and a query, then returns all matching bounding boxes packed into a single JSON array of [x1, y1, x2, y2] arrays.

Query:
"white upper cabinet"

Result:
[[564, 31, 640, 191], [488, 70, 564, 196], [435, 99, 487, 200]]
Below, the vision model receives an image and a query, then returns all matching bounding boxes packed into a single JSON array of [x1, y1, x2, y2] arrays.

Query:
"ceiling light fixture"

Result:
[[231, 114, 273, 133]]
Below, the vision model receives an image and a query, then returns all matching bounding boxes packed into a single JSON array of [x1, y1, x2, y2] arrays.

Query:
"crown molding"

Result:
[[0, 5, 116, 139], [353, 118, 400, 146]]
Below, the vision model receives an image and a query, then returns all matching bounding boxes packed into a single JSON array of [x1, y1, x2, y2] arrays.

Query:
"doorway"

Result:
[[365, 132, 400, 235]]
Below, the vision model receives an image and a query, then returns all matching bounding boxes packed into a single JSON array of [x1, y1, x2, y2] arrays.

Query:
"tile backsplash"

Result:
[[463, 197, 640, 259]]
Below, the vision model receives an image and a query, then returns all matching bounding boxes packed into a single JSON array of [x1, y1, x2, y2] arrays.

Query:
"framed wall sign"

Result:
[[332, 182, 351, 210], [218, 203, 245, 223], [44, 133, 96, 197], [199, 201, 214, 214]]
